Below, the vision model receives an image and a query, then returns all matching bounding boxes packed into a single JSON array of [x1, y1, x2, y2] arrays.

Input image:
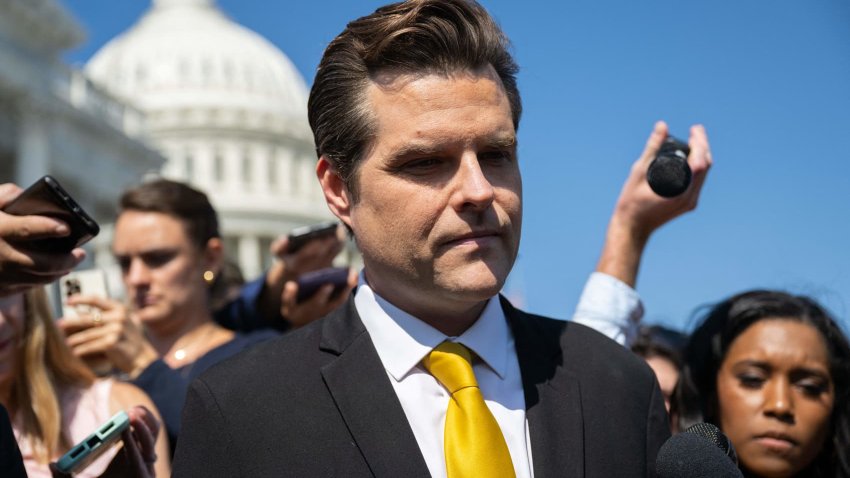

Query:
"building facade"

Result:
[[85, 0, 336, 279], [0, 0, 164, 236]]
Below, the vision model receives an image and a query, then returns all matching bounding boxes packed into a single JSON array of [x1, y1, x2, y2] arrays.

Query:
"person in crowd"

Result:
[[672, 290, 850, 478], [631, 325, 687, 412], [171, 1, 715, 476], [56, 179, 355, 452], [213, 222, 350, 332], [0, 183, 85, 297], [0, 287, 170, 477]]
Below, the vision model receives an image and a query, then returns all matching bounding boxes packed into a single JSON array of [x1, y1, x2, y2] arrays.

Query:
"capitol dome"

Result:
[[86, 0, 310, 139], [85, 0, 335, 279]]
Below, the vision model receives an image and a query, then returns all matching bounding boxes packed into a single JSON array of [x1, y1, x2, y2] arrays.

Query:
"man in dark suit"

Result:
[[172, 1, 711, 476]]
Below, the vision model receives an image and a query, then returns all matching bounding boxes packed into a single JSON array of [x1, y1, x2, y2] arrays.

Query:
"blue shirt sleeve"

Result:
[[213, 275, 291, 332]]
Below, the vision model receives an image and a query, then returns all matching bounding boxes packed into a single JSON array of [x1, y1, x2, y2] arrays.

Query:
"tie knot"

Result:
[[423, 342, 478, 394]]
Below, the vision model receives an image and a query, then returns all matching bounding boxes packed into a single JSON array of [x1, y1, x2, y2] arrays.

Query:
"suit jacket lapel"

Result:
[[503, 297, 585, 478], [319, 299, 431, 478]]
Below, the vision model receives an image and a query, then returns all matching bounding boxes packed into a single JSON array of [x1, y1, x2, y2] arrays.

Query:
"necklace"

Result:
[[170, 324, 219, 367]]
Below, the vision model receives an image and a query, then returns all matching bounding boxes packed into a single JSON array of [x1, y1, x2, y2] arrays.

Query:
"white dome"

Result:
[[85, 0, 310, 137]]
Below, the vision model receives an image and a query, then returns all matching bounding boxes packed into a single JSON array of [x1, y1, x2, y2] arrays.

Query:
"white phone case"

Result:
[[59, 269, 109, 318]]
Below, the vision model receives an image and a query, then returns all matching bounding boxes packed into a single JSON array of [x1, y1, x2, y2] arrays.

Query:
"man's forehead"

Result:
[[364, 67, 512, 127], [369, 64, 505, 100]]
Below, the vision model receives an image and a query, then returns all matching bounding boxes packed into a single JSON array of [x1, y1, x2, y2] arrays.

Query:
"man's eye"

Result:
[[479, 150, 513, 163], [144, 252, 176, 268], [116, 258, 131, 272], [404, 158, 441, 171]]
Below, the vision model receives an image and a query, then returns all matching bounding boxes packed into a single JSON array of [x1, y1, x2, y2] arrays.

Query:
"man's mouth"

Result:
[[443, 229, 501, 246]]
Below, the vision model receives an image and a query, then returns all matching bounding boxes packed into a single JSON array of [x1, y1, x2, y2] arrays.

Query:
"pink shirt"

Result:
[[14, 379, 119, 478]]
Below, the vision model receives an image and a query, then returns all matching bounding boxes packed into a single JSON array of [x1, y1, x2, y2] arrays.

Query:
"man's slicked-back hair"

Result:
[[308, 0, 522, 198], [119, 178, 220, 250]]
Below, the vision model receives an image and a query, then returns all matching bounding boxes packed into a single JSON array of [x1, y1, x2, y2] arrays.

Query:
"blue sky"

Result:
[[63, 1, 850, 332]]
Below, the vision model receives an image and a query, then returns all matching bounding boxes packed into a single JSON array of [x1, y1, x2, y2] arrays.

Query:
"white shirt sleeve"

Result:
[[571, 272, 644, 347]]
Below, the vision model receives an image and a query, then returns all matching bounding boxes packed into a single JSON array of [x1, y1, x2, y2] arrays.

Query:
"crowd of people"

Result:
[[1, 0, 848, 477]]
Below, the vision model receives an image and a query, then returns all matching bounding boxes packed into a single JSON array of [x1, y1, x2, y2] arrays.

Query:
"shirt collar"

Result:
[[354, 272, 510, 382]]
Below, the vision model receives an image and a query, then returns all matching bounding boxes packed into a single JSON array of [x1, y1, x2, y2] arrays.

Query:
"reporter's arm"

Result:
[[215, 229, 345, 332], [108, 383, 170, 478], [573, 122, 712, 346]]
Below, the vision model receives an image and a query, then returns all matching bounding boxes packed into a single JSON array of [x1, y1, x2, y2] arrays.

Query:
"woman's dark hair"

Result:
[[119, 178, 220, 249], [672, 290, 850, 477], [308, 0, 521, 200], [631, 324, 688, 370]]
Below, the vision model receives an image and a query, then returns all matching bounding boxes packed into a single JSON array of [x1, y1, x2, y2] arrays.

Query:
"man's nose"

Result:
[[124, 258, 151, 287], [763, 378, 795, 424], [451, 153, 495, 211]]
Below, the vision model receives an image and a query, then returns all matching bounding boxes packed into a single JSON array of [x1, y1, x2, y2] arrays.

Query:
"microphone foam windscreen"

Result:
[[686, 423, 738, 464], [647, 136, 692, 198], [656, 431, 743, 478]]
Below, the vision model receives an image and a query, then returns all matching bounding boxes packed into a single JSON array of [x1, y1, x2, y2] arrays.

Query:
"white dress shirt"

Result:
[[355, 281, 534, 478], [354, 271, 639, 477]]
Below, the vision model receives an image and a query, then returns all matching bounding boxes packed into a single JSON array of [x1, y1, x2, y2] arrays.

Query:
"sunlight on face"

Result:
[[717, 319, 834, 478], [112, 211, 209, 326], [346, 67, 521, 331]]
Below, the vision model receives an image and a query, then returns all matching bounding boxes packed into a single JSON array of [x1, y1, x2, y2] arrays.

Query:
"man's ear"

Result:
[[317, 156, 353, 228], [202, 237, 224, 276]]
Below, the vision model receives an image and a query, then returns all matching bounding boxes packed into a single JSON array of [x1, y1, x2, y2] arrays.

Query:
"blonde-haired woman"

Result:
[[0, 287, 169, 477]]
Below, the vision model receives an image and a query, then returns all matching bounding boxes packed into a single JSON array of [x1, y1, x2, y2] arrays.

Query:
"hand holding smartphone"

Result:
[[2, 175, 99, 252], [295, 267, 351, 303], [59, 269, 109, 319], [286, 221, 339, 254], [54, 411, 130, 475]]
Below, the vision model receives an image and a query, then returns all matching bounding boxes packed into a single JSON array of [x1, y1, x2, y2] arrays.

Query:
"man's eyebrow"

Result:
[[389, 143, 445, 159], [484, 135, 517, 149], [389, 135, 517, 159], [112, 247, 179, 259]]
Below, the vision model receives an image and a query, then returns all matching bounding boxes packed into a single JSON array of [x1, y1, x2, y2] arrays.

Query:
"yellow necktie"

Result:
[[423, 342, 516, 478]]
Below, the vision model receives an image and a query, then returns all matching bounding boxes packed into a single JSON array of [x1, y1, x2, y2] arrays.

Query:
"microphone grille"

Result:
[[684, 423, 738, 465], [647, 136, 692, 198]]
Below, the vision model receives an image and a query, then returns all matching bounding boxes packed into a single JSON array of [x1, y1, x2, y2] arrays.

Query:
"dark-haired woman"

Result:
[[672, 290, 850, 478]]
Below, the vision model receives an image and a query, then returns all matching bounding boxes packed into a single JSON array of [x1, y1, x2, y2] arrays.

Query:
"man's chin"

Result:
[[439, 271, 507, 301], [136, 307, 167, 325]]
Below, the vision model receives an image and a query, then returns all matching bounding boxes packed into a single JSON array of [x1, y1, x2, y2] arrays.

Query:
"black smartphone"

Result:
[[2, 175, 100, 252], [296, 267, 350, 303], [287, 221, 338, 254]]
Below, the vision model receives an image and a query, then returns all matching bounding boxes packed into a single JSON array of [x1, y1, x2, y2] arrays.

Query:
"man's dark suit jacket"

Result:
[[173, 296, 670, 477]]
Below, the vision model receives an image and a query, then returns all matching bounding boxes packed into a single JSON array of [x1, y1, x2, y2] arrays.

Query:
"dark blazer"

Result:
[[0, 404, 26, 478], [173, 296, 670, 477]]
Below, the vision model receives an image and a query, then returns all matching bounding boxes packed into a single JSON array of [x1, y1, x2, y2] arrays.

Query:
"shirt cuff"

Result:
[[571, 272, 644, 346]]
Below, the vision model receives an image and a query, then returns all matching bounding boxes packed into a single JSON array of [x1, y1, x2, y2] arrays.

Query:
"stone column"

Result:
[[15, 105, 50, 184], [237, 234, 261, 280]]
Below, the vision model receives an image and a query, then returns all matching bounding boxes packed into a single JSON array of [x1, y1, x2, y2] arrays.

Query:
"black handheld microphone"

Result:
[[656, 423, 743, 478], [647, 136, 691, 198]]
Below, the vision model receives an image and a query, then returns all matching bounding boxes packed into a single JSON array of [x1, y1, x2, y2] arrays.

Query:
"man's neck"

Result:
[[363, 271, 490, 336]]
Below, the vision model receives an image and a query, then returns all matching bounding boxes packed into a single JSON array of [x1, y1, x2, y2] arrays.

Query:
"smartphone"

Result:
[[2, 175, 100, 252], [54, 411, 129, 474], [59, 269, 109, 319], [287, 221, 339, 254], [296, 267, 350, 303]]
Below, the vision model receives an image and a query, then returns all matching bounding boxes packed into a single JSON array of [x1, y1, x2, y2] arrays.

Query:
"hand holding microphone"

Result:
[[647, 136, 692, 198]]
